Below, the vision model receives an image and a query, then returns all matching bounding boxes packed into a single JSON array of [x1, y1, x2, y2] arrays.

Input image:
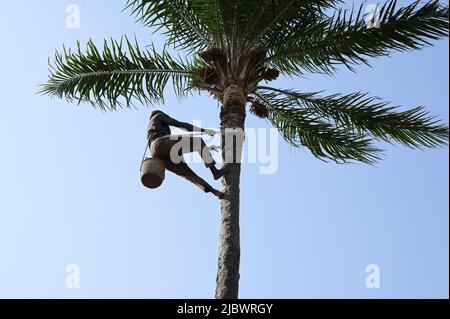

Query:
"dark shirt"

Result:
[[147, 112, 202, 143]]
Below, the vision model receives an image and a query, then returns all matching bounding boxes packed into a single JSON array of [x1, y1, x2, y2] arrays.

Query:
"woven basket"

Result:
[[141, 158, 166, 189]]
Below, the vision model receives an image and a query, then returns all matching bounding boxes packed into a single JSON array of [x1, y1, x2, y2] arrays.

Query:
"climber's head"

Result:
[[150, 110, 164, 118]]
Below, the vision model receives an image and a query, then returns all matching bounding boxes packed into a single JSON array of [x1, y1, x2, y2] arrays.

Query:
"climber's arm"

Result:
[[170, 118, 203, 133], [164, 114, 216, 135]]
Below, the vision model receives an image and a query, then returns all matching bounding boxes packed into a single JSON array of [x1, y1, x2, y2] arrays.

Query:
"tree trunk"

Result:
[[215, 84, 246, 299]]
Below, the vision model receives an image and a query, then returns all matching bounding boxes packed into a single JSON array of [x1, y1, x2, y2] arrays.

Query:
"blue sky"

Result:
[[0, 0, 448, 298]]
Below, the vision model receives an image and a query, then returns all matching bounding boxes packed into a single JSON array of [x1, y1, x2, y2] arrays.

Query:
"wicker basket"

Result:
[[141, 158, 166, 189]]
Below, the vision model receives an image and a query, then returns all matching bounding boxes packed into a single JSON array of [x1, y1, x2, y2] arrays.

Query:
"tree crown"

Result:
[[41, 0, 450, 164]]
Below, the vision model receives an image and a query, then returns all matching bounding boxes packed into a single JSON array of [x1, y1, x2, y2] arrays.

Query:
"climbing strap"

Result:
[[141, 142, 150, 164]]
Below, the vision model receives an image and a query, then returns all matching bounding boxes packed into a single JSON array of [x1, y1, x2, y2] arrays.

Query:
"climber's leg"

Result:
[[152, 135, 229, 181], [173, 136, 216, 167], [164, 160, 224, 199], [182, 136, 229, 180]]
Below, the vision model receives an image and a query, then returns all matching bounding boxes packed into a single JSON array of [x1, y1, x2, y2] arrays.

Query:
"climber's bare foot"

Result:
[[212, 164, 231, 180], [211, 189, 225, 199]]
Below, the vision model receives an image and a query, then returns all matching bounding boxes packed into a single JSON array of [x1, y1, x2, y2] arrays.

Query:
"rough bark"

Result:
[[215, 85, 246, 299]]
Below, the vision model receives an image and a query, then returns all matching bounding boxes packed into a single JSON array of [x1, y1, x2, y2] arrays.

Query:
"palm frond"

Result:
[[191, 0, 260, 59], [252, 91, 382, 164], [39, 37, 197, 111], [184, 0, 339, 56], [243, 0, 340, 50], [257, 86, 449, 149], [125, 0, 215, 53], [196, 0, 226, 49], [266, 0, 449, 75]]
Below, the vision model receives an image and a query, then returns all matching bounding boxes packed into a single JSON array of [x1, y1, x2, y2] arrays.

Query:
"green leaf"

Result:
[[266, 0, 449, 75], [257, 86, 450, 149], [125, 0, 215, 53], [253, 90, 382, 164], [39, 37, 197, 111]]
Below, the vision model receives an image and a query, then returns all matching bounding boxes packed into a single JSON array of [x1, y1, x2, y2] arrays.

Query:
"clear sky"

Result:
[[0, 0, 448, 299]]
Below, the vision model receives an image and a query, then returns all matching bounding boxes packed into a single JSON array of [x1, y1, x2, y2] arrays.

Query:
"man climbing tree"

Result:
[[147, 110, 228, 199], [41, 0, 449, 299]]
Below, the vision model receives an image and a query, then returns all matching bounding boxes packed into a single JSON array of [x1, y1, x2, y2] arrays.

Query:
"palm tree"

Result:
[[41, 0, 449, 299]]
